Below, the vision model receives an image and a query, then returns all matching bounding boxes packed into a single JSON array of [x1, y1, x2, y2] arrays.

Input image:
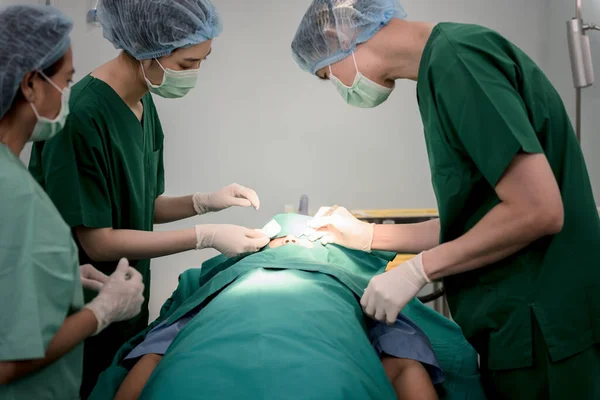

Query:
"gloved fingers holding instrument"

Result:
[[193, 183, 260, 215], [306, 206, 374, 252], [360, 253, 431, 325], [195, 224, 270, 258], [80, 264, 109, 292], [84, 258, 145, 335]]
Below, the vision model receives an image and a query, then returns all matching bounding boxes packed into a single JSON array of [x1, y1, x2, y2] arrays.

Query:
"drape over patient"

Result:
[[90, 214, 485, 400]]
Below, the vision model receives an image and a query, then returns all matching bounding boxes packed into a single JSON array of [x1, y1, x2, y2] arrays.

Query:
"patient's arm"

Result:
[[114, 354, 163, 400], [381, 356, 438, 400]]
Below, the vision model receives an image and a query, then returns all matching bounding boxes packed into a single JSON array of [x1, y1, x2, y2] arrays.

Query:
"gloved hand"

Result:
[[80, 264, 109, 292], [195, 224, 270, 258], [306, 206, 374, 252], [361, 252, 431, 325], [192, 183, 260, 215], [84, 258, 145, 335]]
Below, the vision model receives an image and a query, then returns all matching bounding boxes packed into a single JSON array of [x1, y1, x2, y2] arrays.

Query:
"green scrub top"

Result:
[[29, 75, 165, 397], [0, 143, 83, 400], [417, 23, 600, 371]]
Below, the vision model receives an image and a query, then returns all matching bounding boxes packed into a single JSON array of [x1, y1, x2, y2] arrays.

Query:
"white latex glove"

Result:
[[192, 183, 260, 215], [306, 206, 374, 252], [195, 224, 270, 258], [361, 252, 431, 325], [84, 258, 145, 335], [80, 264, 109, 292]]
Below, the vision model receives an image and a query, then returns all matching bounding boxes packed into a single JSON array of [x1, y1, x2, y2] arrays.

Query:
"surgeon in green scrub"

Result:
[[28, 0, 269, 397], [0, 5, 146, 399], [291, 0, 600, 398]]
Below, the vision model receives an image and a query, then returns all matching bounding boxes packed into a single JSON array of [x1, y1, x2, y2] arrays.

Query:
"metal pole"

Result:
[[576, 0, 583, 143], [576, 88, 582, 142]]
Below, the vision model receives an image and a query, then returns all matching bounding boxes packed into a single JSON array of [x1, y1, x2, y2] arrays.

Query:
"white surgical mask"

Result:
[[141, 59, 200, 99], [329, 53, 394, 108], [29, 71, 70, 142]]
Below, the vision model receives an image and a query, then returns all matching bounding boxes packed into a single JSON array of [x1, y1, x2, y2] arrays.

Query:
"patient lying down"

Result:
[[114, 235, 442, 400]]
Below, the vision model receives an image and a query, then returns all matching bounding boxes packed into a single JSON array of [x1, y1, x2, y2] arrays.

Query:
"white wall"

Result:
[[543, 0, 600, 203], [0, 0, 40, 4], [15, 0, 549, 320]]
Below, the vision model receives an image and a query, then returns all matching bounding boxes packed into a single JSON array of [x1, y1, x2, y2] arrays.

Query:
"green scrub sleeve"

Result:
[[436, 56, 544, 187], [0, 182, 71, 361], [0, 201, 44, 360], [156, 145, 165, 196], [36, 113, 113, 229]]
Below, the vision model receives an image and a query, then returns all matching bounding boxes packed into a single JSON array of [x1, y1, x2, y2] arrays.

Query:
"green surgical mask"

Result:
[[141, 59, 200, 99], [329, 53, 394, 108], [29, 71, 70, 143]]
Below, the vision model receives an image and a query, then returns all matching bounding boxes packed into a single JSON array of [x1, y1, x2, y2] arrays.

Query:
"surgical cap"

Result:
[[0, 5, 72, 120], [291, 0, 407, 74], [97, 0, 223, 60]]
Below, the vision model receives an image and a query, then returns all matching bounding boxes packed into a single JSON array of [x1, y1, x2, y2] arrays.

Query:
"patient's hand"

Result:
[[269, 235, 314, 249]]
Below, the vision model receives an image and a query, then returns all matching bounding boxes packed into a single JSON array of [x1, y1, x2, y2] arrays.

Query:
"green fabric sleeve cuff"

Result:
[[485, 137, 544, 188], [61, 210, 113, 229]]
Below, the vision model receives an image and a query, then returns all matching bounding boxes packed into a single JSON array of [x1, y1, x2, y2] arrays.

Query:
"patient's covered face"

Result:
[[269, 235, 315, 249]]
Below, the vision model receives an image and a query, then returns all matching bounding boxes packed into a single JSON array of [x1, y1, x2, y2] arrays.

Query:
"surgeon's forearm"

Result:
[[0, 309, 97, 385], [422, 154, 563, 281], [75, 226, 197, 262], [371, 219, 440, 254], [423, 203, 546, 280], [154, 195, 196, 224]]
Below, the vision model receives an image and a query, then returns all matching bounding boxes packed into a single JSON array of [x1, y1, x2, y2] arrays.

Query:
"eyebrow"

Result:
[[185, 48, 212, 63]]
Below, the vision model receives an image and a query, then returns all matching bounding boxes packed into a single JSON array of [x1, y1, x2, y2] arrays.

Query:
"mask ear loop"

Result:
[[351, 52, 395, 91], [154, 58, 167, 73], [29, 102, 43, 119], [328, 64, 346, 87], [30, 70, 67, 120], [140, 62, 150, 83], [140, 59, 166, 88], [37, 70, 65, 93], [351, 51, 359, 74], [329, 51, 360, 89]]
